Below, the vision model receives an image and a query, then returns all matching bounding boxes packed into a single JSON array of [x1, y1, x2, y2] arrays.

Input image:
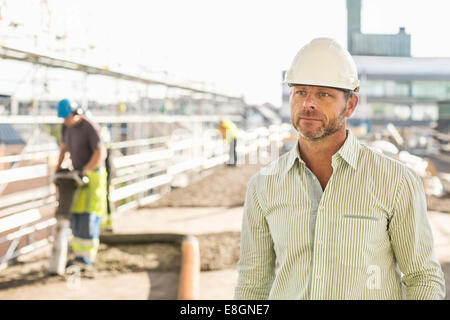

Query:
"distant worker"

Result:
[[217, 120, 239, 167], [100, 125, 116, 233], [235, 38, 445, 299], [55, 98, 108, 277]]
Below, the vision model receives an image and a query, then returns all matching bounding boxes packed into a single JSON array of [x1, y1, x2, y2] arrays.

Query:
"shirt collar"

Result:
[[283, 139, 303, 175], [335, 129, 360, 170], [283, 129, 360, 174]]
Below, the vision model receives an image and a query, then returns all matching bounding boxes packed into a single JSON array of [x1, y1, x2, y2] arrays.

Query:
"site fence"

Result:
[[0, 117, 291, 269]]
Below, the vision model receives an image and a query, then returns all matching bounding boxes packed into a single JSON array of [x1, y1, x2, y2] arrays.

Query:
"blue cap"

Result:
[[57, 99, 73, 119]]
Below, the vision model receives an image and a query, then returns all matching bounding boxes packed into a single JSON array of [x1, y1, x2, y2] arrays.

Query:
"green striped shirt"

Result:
[[235, 130, 446, 300]]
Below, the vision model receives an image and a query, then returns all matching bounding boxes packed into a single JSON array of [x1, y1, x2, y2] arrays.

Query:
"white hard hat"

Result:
[[285, 37, 360, 92]]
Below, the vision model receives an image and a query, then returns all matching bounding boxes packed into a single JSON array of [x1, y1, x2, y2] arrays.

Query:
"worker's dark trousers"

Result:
[[228, 138, 237, 166], [71, 213, 101, 265], [102, 149, 115, 231]]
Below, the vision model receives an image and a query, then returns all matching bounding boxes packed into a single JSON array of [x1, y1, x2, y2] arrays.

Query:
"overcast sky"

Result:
[[2, 0, 450, 106]]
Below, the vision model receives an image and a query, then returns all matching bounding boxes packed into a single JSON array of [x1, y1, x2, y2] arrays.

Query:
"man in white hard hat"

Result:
[[235, 38, 445, 300]]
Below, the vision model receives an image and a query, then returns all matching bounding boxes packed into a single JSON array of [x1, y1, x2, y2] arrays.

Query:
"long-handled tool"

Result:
[[48, 169, 89, 275]]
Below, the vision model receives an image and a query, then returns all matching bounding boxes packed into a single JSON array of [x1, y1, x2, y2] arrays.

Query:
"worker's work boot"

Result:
[[66, 259, 96, 279]]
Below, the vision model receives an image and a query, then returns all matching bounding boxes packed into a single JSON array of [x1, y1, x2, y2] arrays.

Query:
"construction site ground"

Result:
[[0, 163, 449, 300]]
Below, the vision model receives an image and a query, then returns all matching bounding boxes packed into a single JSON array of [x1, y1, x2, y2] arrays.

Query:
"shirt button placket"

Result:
[[311, 204, 326, 299]]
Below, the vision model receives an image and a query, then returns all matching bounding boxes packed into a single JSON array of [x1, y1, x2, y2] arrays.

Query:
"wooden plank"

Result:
[[0, 150, 59, 164], [0, 238, 50, 268], [110, 137, 169, 149], [0, 209, 41, 233], [167, 158, 204, 175], [116, 200, 139, 213], [113, 150, 173, 168], [168, 138, 206, 151], [110, 174, 172, 201], [112, 165, 166, 185], [0, 164, 48, 184], [115, 193, 162, 213], [0, 186, 55, 209], [0, 197, 57, 218], [0, 217, 56, 244], [138, 194, 161, 206]]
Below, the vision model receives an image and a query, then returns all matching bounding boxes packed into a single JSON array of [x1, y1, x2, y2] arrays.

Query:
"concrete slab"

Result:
[[113, 206, 244, 235], [199, 269, 238, 300]]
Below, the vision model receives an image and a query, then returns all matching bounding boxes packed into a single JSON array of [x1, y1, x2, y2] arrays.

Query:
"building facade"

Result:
[[280, 0, 450, 131]]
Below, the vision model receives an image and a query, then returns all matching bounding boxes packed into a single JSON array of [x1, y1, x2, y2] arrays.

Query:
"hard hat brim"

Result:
[[285, 80, 359, 92]]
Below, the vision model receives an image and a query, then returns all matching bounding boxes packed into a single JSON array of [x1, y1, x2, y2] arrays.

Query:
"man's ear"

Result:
[[345, 94, 359, 118]]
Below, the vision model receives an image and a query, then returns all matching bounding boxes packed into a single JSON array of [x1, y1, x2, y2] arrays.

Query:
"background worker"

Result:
[[55, 98, 108, 276], [217, 120, 239, 167], [100, 125, 116, 233], [235, 38, 445, 299]]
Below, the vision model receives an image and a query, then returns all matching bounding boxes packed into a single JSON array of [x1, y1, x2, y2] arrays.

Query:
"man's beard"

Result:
[[292, 106, 347, 141]]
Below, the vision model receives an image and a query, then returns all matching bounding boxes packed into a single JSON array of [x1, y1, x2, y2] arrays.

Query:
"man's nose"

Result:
[[303, 92, 317, 109]]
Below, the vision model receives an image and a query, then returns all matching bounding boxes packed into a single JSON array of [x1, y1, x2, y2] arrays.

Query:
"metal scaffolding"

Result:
[[0, 44, 243, 102]]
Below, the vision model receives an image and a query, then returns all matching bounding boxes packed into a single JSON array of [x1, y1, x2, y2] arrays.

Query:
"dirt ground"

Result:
[[0, 164, 258, 300], [0, 231, 240, 300], [0, 162, 449, 300], [149, 161, 450, 215]]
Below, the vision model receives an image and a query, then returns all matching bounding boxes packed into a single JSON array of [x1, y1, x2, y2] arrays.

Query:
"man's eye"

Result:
[[296, 90, 306, 95], [319, 92, 330, 97]]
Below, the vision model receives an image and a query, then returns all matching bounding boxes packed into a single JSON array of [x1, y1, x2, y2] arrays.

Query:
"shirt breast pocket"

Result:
[[334, 212, 389, 267]]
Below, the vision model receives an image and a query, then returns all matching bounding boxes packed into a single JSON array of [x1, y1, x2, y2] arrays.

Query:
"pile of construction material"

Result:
[[369, 140, 450, 208], [368, 124, 449, 199], [148, 164, 263, 208]]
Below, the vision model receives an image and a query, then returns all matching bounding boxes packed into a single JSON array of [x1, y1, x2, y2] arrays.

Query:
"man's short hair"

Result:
[[343, 89, 354, 101]]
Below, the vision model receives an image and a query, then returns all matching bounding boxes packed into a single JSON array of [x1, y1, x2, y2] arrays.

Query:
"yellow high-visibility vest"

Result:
[[218, 120, 238, 142]]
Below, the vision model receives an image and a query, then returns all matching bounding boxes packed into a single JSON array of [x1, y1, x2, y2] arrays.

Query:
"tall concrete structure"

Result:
[[346, 0, 411, 57], [346, 0, 361, 55]]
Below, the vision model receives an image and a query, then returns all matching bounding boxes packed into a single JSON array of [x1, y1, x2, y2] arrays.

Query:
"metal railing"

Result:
[[0, 122, 292, 269]]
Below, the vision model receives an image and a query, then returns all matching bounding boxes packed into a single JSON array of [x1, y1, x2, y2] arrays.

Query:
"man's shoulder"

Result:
[[359, 142, 413, 177], [248, 151, 293, 186], [81, 117, 101, 132]]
